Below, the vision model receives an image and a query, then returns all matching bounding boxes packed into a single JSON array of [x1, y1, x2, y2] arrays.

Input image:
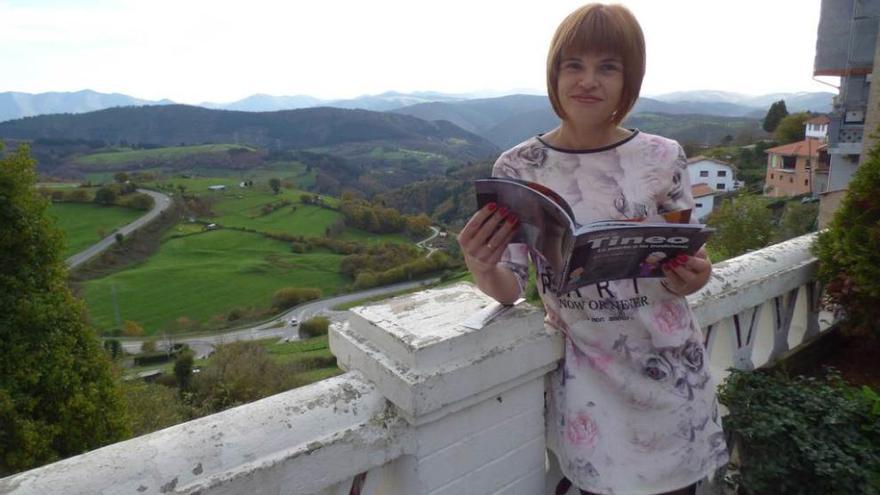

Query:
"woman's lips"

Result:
[[571, 95, 602, 103]]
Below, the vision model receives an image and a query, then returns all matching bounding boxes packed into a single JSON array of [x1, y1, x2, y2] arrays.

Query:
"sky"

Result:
[[0, 0, 838, 104]]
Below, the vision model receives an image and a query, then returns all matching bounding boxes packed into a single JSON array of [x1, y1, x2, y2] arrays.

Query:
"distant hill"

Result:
[[651, 90, 833, 114], [392, 95, 768, 149], [0, 90, 173, 122], [0, 104, 496, 158]]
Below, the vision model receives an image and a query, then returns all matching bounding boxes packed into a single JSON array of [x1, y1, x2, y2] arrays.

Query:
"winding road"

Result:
[[66, 189, 173, 269]]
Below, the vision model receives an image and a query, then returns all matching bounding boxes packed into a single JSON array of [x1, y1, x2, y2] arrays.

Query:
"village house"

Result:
[[763, 138, 824, 197], [685, 156, 740, 192], [207, 185, 226, 192], [691, 183, 717, 221]]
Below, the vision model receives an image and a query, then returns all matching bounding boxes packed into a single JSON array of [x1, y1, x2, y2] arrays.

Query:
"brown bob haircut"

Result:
[[546, 3, 646, 125]]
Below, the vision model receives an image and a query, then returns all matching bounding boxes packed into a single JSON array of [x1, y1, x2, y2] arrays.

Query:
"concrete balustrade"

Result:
[[0, 233, 833, 495]]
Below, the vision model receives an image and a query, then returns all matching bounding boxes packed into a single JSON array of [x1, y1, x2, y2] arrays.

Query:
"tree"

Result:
[[174, 350, 195, 392], [141, 340, 157, 353], [0, 143, 128, 474], [813, 139, 880, 335], [269, 178, 281, 195], [774, 112, 811, 145], [122, 320, 145, 337], [113, 172, 129, 184], [93, 187, 117, 206], [705, 193, 774, 261], [762, 100, 789, 133]]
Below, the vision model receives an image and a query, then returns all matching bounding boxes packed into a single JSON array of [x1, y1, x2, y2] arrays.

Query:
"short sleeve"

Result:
[[492, 155, 529, 298], [658, 144, 698, 223]]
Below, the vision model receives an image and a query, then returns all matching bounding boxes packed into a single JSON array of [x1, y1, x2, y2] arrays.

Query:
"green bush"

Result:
[[718, 369, 880, 494], [299, 316, 330, 338], [271, 287, 322, 310], [813, 143, 880, 335]]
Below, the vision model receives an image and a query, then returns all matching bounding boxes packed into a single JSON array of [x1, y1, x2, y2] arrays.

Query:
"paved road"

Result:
[[66, 189, 173, 269], [416, 226, 441, 257], [120, 277, 442, 358]]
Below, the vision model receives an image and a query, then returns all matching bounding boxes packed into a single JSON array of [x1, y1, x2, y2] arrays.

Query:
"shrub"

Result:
[[718, 369, 880, 494], [118, 192, 154, 211], [813, 142, 880, 336], [271, 287, 322, 310], [299, 316, 330, 338]]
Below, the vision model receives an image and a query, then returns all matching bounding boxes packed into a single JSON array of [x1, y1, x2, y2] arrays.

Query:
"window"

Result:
[[695, 202, 703, 208], [717, 170, 727, 177], [770, 173, 774, 179], [699, 170, 709, 177], [782, 156, 797, 170], [790, 177, 794, 183], [805, 179, 809, 186], [716, 183, 726, 190]]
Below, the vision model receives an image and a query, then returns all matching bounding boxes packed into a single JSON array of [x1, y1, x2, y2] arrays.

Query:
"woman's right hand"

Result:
[[457, 202, 519, 275]]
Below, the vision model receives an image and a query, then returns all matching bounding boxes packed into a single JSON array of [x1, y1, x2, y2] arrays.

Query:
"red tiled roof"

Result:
[[765, 138, 822, 157], [691, 183, 716, 198], [806, 115, 830, 125], [687, 155, 732, 166]]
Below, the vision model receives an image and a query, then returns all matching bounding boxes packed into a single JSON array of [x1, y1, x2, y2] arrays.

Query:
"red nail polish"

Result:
[[487, 202, 497, 211], [676, 254, 688, 262], [507, 214, 518, 224], [498, 206, 509, 217]]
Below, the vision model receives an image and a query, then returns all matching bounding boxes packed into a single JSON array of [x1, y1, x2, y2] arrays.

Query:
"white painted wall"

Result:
[[693, 194, 715, 221], [687, 160, 736, 193], [805, 123, 828, 139]]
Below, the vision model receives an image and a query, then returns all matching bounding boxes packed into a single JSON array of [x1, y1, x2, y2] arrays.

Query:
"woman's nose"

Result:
[[577, 69, 598, 88]]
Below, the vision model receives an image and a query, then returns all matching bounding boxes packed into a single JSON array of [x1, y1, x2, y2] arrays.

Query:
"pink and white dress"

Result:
[[494, 131, 729, 495]]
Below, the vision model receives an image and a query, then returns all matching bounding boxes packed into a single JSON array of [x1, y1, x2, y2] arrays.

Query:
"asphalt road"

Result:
[[66, 189, 173, 269]]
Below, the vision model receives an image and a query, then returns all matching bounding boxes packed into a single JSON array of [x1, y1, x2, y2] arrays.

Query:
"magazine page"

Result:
[[474, 178, 576, 280], [558, 224, 713, 294]]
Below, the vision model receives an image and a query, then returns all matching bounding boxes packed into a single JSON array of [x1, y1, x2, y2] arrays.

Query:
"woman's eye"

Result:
[[601, 64, 621, 71], [563, 62, 582, 71]]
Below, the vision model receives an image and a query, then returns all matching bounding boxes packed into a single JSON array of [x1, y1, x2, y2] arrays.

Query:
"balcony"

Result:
[[0, 234, 834, 495]]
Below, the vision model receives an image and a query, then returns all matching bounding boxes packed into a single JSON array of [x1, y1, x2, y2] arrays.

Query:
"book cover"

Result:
[[474, 177, 713, 294]]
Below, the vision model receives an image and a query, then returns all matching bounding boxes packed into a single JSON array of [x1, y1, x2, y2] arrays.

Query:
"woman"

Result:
[[457, 4, 729, 495]]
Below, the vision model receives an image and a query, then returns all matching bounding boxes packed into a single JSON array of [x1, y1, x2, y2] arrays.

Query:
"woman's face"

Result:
[[556, 51, 625, 128]]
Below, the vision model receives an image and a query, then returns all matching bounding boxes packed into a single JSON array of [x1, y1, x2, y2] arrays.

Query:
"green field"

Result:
[[49, 202, 143, 257], [83, 229, 349, 334], [74, 144, 254, 168]]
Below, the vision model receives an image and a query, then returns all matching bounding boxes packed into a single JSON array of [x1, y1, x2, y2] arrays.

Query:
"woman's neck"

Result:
[[545, 121, 631, 150]]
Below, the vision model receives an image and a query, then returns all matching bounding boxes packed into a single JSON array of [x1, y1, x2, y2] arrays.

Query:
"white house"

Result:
[[208, 185, 226, 192], [691, 183, 717, 221], [686, 156, 739, 192], [805, 115, 830, 140]]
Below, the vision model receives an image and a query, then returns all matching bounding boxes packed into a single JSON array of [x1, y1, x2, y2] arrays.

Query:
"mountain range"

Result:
[[0, 89, 833, 123]]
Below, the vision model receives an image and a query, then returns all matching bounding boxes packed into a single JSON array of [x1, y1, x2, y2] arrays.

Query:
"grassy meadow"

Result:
[[44, 167, 418, 335], [82, 229, 349, 334], [74, 144, 254, 168], [49, 202, 143, 257]]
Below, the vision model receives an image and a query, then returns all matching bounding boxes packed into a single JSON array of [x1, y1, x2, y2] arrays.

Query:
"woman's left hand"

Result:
[[661, 247, 711, 296]]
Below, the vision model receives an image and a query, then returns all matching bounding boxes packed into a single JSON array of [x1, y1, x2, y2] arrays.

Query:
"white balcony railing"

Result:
[[0, 233, 834, 495]]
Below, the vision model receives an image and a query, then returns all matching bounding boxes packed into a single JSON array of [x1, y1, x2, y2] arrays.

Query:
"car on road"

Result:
[[289, 317, 299, 327]]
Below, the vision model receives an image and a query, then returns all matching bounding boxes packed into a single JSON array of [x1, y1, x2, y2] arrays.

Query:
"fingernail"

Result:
[[487, 202, 497, 211], [507, 214, 518, 224], [498, 206, 509, 217], [676, 254, 688, 262]]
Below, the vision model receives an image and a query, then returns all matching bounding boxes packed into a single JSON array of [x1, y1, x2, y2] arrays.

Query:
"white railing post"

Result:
[[330, 283, 563, 495]]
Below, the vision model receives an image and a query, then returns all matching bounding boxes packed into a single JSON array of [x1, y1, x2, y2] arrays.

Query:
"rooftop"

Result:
[[765, 138, 823, 157]]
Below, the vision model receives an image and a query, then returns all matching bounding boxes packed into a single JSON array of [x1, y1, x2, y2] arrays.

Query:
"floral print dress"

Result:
[[494, 131, 729, 495]]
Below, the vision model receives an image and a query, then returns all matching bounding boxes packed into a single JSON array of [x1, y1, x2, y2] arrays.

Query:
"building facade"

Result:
[[814, 0, 880, 224], [685, 156, 739, 193], [763, 139, 823, 197]]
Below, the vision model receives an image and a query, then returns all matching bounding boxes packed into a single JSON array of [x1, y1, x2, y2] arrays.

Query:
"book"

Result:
[[474, 177, 714, 294]]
